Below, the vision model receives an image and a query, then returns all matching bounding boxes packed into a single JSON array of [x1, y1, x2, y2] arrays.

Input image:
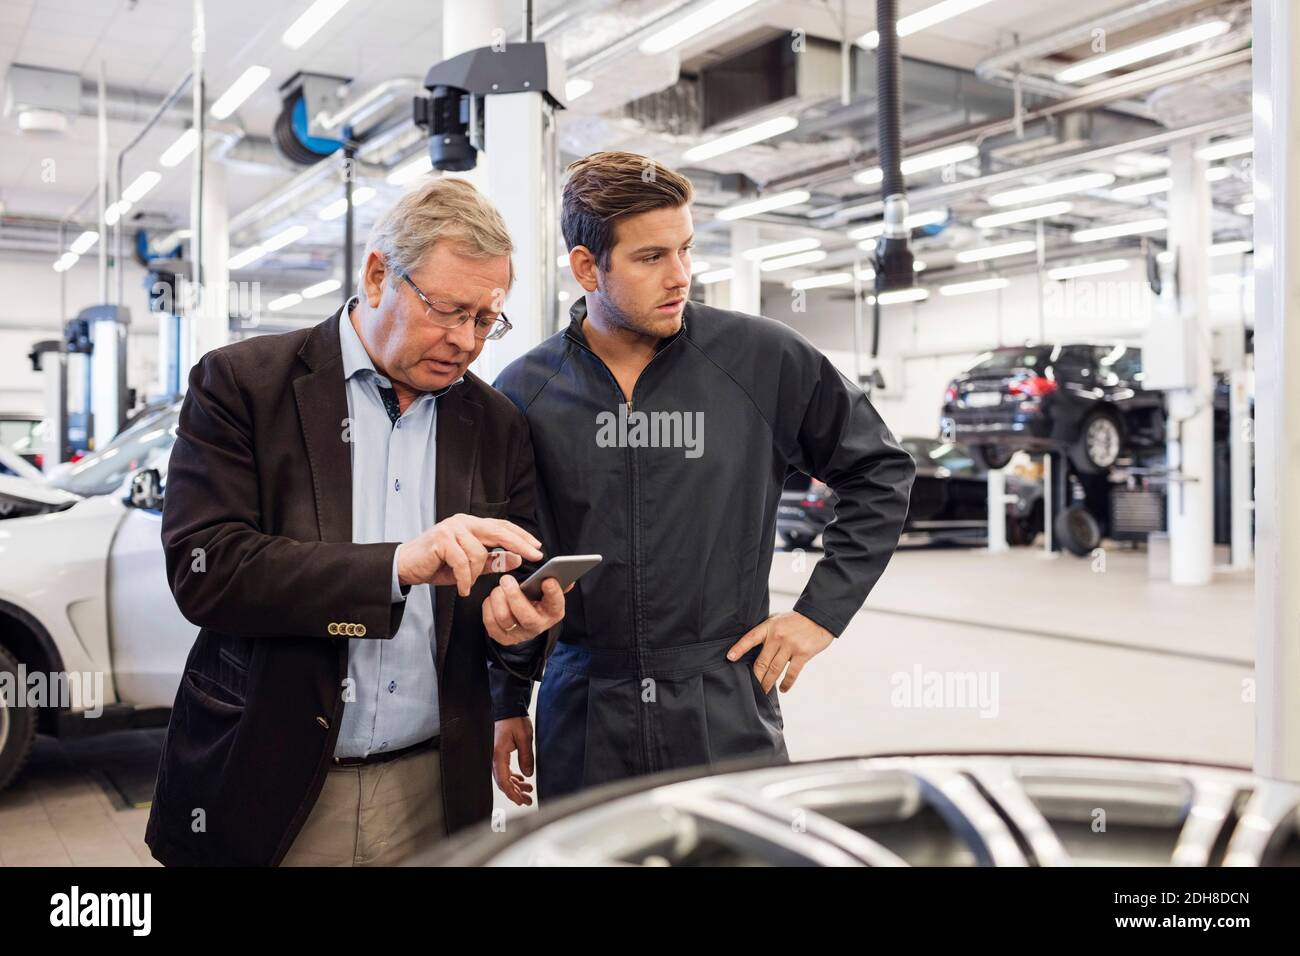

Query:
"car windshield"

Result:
[[970, 347, 1053, 372], [901, 438, 980, 475], [51, 405, 180, 498], [0, 418, 41, 455]]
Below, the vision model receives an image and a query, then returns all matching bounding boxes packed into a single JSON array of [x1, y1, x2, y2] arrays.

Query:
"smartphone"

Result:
[[519, 554, 603, 600]]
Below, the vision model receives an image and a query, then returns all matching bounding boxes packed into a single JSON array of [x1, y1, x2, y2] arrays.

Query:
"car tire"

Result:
[[1069, 411, 1123, 474], [1054, 505, 1101, 557], [973, 445, 1015, 470], [0, 644, 37, 794], [781, 533, 813, 551]]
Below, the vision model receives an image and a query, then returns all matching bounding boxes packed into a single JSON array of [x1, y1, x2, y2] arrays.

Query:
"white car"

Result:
[[0, 403, 194, 791]]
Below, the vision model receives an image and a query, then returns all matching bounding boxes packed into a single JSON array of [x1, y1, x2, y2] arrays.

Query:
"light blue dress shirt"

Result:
[[333, 297, 462, 758]]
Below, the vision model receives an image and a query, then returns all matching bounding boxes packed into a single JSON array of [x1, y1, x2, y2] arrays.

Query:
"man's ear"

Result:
[[361, 251, 387, 307], [570, 246, 600, 293]]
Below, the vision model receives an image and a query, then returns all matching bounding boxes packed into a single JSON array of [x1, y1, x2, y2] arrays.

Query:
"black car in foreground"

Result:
[[777, 437, 1042, 549], [939, 344, 1163, 474]]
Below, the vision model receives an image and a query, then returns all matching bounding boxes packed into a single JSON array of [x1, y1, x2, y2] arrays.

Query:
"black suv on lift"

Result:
[[939, 344, 1164, 474]]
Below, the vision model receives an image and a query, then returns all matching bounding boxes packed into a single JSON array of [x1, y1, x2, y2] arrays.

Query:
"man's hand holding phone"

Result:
[[396, 514, 543, 597]]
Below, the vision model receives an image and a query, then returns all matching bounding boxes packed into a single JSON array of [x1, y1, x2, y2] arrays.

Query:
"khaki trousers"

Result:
[[280, 745, 446, 866]]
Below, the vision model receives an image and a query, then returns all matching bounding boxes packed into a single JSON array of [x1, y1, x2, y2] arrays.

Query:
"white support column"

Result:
[[986, 468, 1008, 554], [479, 90, 557, 382], [443, 0, 504, 59], [729, 222, 762, 316], [199, 160, 230, 360], [1252, 0, 1300, 782], [1164, 140, 1215, 586]]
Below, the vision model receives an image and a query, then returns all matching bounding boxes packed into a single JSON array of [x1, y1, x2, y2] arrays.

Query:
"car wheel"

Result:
[[1054, 505, 1101, 556], [1069, 412, 1122, 474], [974, 445, 1015, 470], [781, 533, 813, 550], [0, 644, 37, 794]]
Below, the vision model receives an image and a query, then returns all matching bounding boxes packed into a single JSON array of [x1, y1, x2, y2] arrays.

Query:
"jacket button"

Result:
[[327, 622, 339, 635], [357, 624, 367, 636], [345, 623, 357, 636], [316, 716, 329, 730]]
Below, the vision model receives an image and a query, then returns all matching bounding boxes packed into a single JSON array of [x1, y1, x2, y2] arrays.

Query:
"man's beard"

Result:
[[592, 282, 681, 339]]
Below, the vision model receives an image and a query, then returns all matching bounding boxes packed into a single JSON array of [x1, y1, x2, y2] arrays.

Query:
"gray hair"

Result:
[[365, 175, 514, 286]]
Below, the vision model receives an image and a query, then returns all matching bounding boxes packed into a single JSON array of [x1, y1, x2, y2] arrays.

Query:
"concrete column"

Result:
[[1252, 0, 1300, 781], [1164, 140, 1215, 586]]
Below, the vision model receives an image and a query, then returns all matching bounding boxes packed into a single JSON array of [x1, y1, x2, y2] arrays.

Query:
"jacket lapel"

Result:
[[293, 308, 352, 545], [434, 382, 480, 674]]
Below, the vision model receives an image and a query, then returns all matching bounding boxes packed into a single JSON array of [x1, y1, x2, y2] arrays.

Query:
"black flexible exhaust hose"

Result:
[[876, 0, 903, 200]]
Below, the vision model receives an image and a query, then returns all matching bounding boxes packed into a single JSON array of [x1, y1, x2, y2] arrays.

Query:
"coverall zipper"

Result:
[[563, 325, 684, 773]]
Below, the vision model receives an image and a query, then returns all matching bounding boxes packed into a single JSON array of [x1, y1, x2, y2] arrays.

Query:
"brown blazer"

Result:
[[145, 306, 541, 866]]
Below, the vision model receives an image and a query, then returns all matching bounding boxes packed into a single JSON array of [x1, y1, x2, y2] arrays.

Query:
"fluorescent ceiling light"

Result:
[[1071, 217, 1167, 243], [684, 116, 798, 162], [854, 143, 978, 185], [848, 208, 948, 241], [955, 239, 1037, 262], [914, 260, 926, 271], [640, 0, 760, 54], [1046, 258, 1129, 280], [268, 292, 303, 311], [228, 245, 266, 270], [690, 260, 712, 274], [873, 287, 930, 305], [302, 278, 342, 299], [856, 267, 875, 281], [1209, 240, 1252, 257], [1204, 165, 1232, 182], [741, 237, 821, 260], [319, 197, 349, 220], [1196, 136, 1252, 161], [282, 0, 350, 49], [104, 200, 132, 226], [210, 66, 271, 119], [1234, 200, 1254, 216], [566, 77, 593, 101], [1157, 249, 1174, 263], [972, 201, 1072, 229], [939, 276, 1009, 296], [717, 190, 809, 221], [318, 188, 375, 221], [387, 155, 433, 185], [989, 172, 1115, 207], [122, 170, 162, 203], [1054, 19, 1230, 84], [696, 267, 735, 284], [858, 0, 998, 48], [69, 230, 99, 255], [262, 224, 309, 253], [1109, 177, 1172, 199], [1113, 152, 1171, 176], [792, 273, 853, 290], [557, 254, 571, 269], [160, 128, 199, 168], [759, 250, 828, 272], [52, 252, 78, 272]]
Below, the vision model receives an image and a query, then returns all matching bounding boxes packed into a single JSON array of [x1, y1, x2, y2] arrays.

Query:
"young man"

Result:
[[489, 152, 915, 805]]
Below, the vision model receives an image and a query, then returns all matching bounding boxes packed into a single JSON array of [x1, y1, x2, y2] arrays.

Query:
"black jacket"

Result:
[[490, 297, 915, 801], [146, 308, 541, 866]]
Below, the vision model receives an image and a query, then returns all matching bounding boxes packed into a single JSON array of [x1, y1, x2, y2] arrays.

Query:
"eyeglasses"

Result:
[[397, 270, 513, 341]]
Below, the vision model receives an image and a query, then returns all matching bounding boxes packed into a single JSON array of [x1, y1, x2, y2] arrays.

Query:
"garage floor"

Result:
[[0, 542, 1253, 866]]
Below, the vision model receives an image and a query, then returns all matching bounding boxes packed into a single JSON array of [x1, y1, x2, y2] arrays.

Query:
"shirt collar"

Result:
[[339, 295, 466, 396], [565, 294, 689, 351]]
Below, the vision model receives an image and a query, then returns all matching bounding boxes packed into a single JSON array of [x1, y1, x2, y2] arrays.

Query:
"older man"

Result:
[[146, 177, 564, 867]]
